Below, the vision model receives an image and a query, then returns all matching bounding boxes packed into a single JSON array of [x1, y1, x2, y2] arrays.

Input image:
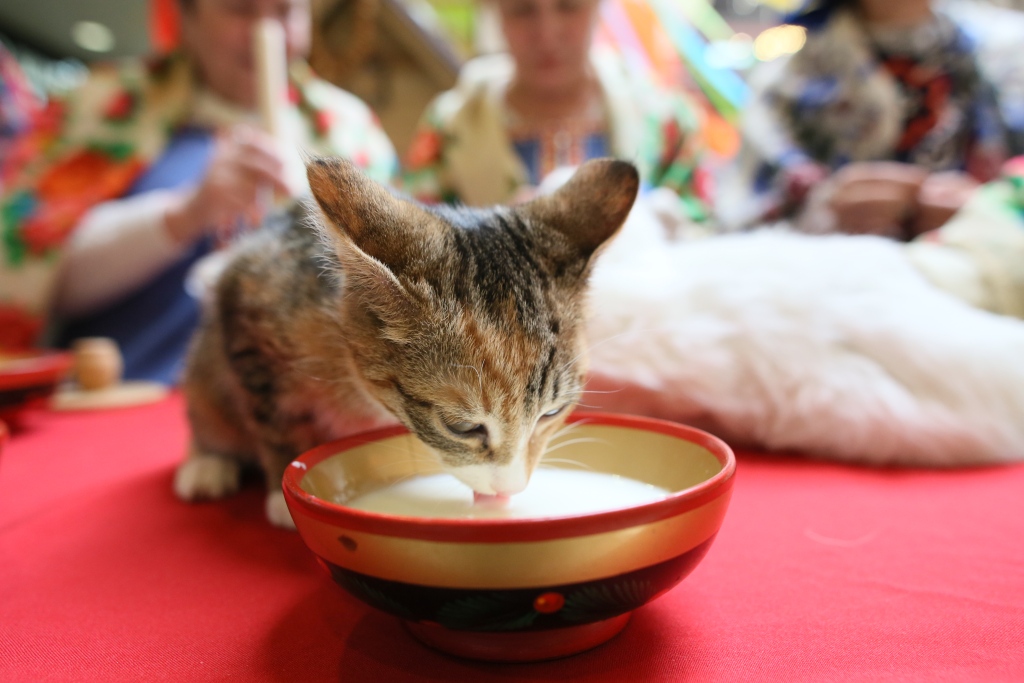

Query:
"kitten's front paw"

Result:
[[174, 455, 241, 501], [265, 491, 296, 530]]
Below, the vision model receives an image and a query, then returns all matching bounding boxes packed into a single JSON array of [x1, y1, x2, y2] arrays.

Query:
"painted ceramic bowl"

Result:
[[0, 350, 74, 425], [283, 413, 735, 662]]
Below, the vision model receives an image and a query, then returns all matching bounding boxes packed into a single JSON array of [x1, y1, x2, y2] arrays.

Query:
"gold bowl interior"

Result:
[[300, 423, 724, 510]]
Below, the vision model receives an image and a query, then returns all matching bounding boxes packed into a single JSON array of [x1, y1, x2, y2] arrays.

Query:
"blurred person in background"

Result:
[[399, 0, 711, 228], [718, 0, 1009, 238], [0, 0, 395, 383]]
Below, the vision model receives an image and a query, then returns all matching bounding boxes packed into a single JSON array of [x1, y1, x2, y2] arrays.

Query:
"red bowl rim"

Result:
[[283, 412, 736, 543], [0, 350, 74, 391]]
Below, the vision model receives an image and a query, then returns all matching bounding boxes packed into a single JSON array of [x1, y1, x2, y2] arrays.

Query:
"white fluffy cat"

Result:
[[579, 188, 1024, 466]]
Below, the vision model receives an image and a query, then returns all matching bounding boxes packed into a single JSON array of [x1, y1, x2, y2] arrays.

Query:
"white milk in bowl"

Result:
[[347, 468, 670, 519]]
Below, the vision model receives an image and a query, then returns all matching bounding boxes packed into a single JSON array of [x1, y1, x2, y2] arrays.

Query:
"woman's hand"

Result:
[[164, 125, 290, 243], [909, 171, 979, 238], [781, 160, 829, 206], [827, 162, 927, 238]]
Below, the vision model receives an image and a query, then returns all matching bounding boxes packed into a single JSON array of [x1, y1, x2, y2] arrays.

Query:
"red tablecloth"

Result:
[[2, 395, 1023, 682]]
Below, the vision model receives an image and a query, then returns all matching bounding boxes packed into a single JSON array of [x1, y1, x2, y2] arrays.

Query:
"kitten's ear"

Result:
[[306, 157, 424, 332], [306, 156, 432, 273], [521, 159, 639, 258]]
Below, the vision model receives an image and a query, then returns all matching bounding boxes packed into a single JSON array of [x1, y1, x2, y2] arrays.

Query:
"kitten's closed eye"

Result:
[[446, 421, 487, 438], [542, 405, 568, 419]]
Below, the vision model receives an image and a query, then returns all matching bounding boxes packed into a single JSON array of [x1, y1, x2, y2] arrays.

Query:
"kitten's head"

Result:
[[308, 158, 638, 495]]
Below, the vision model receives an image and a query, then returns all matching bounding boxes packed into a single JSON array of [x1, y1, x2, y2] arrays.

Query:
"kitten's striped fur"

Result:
[[175, 157, 638, 527]]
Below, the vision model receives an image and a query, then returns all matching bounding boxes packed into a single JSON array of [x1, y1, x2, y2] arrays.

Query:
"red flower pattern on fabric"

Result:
[[24, 150, 145, 253], [36, 150, 143, 204], [1002, 156, 1024, 178], [659, 119, 682, 171], [314, 110, 333, 137], [0, 101, 64, 186], [104, 91, 137, 122], [693, 166, 713, 202], [405, 129, 443, 171]]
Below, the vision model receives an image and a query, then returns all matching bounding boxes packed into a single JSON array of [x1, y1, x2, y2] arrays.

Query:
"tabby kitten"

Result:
[[174, 157, 639, 527]]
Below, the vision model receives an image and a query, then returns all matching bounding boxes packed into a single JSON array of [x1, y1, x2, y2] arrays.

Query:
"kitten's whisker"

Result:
[[549, 426, 586, 444], [560, 416, 599, 431], [575, 387, 626, 395], [544, 437, 610, 455], [550, 421, 583, 441], [547, 437, 609, 447], [538, 457, 594, 470], [557, 325, 681, 377]]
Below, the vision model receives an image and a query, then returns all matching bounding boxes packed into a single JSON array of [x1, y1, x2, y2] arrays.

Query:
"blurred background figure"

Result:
[[0, 0, 395, 383], [399, 0, 710, 225], [717, 0, 1010, 236]]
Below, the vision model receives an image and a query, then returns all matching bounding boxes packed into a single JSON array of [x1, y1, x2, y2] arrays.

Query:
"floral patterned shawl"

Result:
[[0, 53, 395, 349], [399, 49, 710, 221]]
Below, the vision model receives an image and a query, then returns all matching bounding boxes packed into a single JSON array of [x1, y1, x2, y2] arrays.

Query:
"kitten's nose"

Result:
[[451, 462, 531, 496], [489, 464, 529, 496]]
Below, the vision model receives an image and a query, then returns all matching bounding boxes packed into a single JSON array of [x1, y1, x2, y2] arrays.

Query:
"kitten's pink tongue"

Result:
[[473, 492, 510, 506]]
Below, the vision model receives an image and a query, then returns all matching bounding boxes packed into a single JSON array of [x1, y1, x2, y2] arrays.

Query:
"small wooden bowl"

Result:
[[0, 350, 74, 424]]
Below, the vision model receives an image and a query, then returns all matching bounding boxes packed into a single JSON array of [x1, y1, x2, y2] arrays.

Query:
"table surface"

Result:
[[1, 395, 1023, 682]]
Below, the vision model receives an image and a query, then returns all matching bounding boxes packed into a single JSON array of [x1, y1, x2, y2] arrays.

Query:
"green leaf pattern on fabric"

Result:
[[1, 191, 35, 266]]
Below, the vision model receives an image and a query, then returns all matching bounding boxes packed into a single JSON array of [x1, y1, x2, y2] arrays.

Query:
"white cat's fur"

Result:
[[580, 189, 1024, 466]]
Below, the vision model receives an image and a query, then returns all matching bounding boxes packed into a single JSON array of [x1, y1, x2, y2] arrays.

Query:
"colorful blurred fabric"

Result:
[[0, 53, 396, 351], [784, 0, 849, 30], [508, 126, 610, 188], [399, 49, 710, 221], [0, 43, 39, 186], [718, 7, 1008, 230]]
